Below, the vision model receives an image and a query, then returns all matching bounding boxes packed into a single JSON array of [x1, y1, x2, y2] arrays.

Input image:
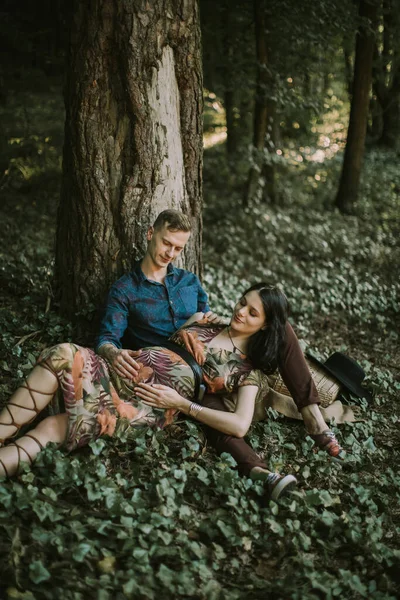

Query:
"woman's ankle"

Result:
[[300, 404, 328, 435], [250, 466, 272, 481]]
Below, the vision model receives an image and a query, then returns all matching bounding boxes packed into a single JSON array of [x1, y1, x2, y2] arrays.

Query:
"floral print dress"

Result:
[[39, 321, 263, 452]]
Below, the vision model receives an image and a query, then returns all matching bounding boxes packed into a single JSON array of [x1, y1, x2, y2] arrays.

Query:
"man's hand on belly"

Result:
[[98, 344, 141, 380]]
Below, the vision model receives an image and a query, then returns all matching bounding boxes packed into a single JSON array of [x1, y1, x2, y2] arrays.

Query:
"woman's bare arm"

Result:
[[135, 383, 257, 438]]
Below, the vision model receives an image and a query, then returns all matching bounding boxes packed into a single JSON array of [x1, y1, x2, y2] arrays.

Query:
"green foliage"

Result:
[[1, 85, 400, 600], [201, 0, 358, 154]]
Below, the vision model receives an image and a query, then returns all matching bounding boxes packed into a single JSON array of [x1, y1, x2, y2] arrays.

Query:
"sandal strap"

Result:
[[0, 362, 57, 440], [310, 430, 343, 457], [0, 392, 41, 435], [24, 434, 44, 451], [37, 359, 62, 384], [0, 457, 10, 478], [7, 434, 44, 473], [9, 440, 34, 466], [0, 435, 45, 477]]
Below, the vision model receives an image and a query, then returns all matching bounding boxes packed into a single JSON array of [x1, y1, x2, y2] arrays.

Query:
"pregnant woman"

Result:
[[0, 284, 299, 499]]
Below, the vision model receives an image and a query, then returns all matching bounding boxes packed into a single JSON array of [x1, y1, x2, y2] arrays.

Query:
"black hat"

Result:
[[306, 351, 372, 401]]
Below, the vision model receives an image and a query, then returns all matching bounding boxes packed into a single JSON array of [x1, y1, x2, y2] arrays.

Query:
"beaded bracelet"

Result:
[[188, 402, 204, 418]]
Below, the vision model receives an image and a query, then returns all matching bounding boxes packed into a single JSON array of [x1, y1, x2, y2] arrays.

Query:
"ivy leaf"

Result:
[[305, 490, 339, 507], [363, 436, 376, 452], [29, 560, 51, 583], [157, 564, 176, 590], [72, 542, 92, 562], [89, 439, 106, 456]]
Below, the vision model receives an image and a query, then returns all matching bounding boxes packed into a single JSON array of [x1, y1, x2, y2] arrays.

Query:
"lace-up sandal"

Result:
[[0, 434, 44, 478], [310, 430, 346, 463], [265, 473, 297, 501], [0, 363, 56, 447]]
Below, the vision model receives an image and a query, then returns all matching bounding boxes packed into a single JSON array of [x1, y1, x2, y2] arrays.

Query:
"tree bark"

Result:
[[56, 0, 203, 315], [343, 44, 353, 99], [245, 0, 276, 206], [378, 0, 400, 147], [335, 0, 377, 214], [224, 89, 238, 155], [252, 0, 268, 151], [380, 64, 400, 147], [221, 6, 238, 156]]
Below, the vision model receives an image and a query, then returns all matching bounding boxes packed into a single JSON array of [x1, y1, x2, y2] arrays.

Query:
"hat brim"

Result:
[[306, 354, 372, 402]]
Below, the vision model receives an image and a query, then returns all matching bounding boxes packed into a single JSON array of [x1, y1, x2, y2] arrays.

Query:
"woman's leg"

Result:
[[0, 363, 59, 445], [279, 323, 326, 431], [200, 395, 297, 500], [200, 394, 268, 477], [280, 324, 345, 459], [0, 413, 68, 477], [300, 404, 330, 435]]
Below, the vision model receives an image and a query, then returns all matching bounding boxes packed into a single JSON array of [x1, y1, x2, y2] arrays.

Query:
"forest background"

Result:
[[0, 0, 399, 599]]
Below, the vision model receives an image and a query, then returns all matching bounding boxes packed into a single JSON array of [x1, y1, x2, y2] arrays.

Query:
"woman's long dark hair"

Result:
[[244, 282, 289, 374]]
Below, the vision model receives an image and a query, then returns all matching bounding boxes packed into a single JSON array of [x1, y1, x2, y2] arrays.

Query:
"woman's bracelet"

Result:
[[188, 402, 204, 418]]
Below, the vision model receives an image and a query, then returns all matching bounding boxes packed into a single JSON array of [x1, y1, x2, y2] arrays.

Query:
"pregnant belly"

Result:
[[110, 346, 196, 403]]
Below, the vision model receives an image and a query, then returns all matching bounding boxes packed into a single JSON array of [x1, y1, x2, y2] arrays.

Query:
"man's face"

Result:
[[146, 224, 190, 268]]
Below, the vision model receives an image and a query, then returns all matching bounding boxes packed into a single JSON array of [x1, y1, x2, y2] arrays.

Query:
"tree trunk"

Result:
[[343, 44, 353, 99], [221, 6, 238, 157], [370, 43, 384, 139], [56, 0, 203, 315], [369, 0, 400, 148], [224, 89, 238, 155], [380, 65, 400, 147], [378, 0, 400, 148], [245, 0, 276, 205], [335, 0, 377, 214]]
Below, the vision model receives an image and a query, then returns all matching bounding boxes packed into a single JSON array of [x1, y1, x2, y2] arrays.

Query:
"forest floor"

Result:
[[0, 85, 399, 600]]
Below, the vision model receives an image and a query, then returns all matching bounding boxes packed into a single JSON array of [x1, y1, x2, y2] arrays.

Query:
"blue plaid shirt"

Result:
[[96, 261, 210, 351]]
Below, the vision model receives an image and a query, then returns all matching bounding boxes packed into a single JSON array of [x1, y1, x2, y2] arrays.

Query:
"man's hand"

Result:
[[134, 383, 187, 410], [204, 311, 226, 325], [98, 344, 141, 381]]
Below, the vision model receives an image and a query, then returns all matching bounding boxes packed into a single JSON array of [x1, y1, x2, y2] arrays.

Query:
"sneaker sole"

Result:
[[270, 475, 297, 501]]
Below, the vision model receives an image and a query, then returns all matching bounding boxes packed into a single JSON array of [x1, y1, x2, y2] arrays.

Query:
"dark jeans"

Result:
[[201, 322, 319, 477], [201, 394, 267, 477], [279, 322, 320, 410]]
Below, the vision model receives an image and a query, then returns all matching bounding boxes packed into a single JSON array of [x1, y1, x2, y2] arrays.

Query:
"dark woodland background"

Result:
[[0, 1, 399, 598]]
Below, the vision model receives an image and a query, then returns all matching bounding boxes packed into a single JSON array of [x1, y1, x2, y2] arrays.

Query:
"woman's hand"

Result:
[[204, 311, 226, 325], [134, 383, 187, 410], [181, 311, 227, 328]]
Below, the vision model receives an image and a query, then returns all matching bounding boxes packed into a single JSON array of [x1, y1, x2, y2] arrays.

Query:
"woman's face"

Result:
[[230, 290, 266, 336]]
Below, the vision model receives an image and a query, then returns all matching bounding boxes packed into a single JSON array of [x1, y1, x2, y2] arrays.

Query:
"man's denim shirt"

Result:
[[96, 261, 210, 351]]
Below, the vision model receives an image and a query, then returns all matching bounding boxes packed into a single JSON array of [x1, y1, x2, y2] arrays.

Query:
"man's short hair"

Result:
[[153, 209, 192, 232]]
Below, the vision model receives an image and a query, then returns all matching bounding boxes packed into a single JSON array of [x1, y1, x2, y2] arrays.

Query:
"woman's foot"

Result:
[[265, 473, 297, 500], [250, 466, 297, 500], [0, 434, 44, 478], [301, 404, 330, 435], [0, 414, 68, 478], [310, 430, 346, 462], [0, 363, 57, 446]]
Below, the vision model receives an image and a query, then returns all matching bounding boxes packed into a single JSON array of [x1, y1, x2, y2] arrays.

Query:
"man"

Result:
[[97, 209, 344, 481], [97, 210, 220, 375]]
